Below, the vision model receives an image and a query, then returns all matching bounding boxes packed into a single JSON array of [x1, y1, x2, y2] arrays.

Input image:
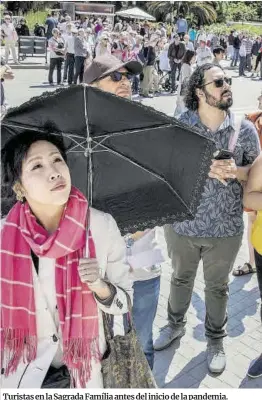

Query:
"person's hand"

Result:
[[209, 158, 237, 186], [78, 258, 101, 284]]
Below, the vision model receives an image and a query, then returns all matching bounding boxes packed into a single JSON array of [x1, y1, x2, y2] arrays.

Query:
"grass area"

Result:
[[206, 23, 262, 36]]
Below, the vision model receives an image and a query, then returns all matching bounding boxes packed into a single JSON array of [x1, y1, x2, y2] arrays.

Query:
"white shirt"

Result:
[[37, 258, 63, 367], [63, 33, 75, 54], [1, 22, 17, 41], [185, 41, 194, 51]]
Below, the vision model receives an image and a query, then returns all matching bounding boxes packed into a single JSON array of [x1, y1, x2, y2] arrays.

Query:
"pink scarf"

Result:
[[1, 187, 100, 387]]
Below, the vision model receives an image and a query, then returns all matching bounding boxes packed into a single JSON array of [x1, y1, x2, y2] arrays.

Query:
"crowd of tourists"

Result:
[[1, 11, 262, 90], [1, 8, 262, 390]]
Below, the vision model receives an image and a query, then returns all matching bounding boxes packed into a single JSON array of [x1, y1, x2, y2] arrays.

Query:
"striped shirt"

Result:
[[245, 39, 253, 55]]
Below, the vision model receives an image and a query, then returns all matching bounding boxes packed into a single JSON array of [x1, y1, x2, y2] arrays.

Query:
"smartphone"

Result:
[[213, 149, 233, 160]]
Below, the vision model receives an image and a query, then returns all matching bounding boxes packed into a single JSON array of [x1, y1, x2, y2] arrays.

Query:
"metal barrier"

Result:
[[18, 36, 47, 63]]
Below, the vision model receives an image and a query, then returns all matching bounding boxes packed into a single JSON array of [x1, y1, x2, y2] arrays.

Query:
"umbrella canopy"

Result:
[[1, 85, 215, 233], [115, 7, 156, 22]]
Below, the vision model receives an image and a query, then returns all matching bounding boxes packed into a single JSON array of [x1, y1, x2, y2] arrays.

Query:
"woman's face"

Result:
[[20, 140, 71, 207]]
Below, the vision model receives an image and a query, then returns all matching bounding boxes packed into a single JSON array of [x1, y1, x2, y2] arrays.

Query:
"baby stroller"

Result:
[[159, 70, 171, 92], [158, 47, 172, 92]]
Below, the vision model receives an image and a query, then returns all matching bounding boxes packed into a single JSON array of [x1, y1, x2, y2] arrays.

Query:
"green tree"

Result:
[[146, 1, 217, 25], [219, 1, 257, 22]]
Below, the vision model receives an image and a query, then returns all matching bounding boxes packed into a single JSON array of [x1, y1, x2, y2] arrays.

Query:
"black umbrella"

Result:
[[1, 85, 215, 233]]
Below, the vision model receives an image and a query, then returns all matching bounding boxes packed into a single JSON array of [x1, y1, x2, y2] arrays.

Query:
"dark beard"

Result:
[[203, 88, 233, 110]]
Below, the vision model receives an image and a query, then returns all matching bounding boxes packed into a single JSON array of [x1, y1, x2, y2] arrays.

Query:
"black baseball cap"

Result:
[[83, 54, 143, 84]]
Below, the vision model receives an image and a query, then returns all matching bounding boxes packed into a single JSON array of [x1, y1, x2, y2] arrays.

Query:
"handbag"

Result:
[[53, 39, 65, 57], [252, 211, 262, 255], [41, 365, 71, 388], [101, 288, 157, 388]]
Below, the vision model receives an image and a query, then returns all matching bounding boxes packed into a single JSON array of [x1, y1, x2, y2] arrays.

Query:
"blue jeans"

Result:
[[132, 276, 161, 369], [132, 74, 140, 93], [231, 48, 239, 66], [239, 56, 246, 76]]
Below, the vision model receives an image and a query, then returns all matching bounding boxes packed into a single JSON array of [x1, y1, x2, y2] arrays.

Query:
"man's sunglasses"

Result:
[[104, 71, 134, 82], [202, 77, 232, 88]]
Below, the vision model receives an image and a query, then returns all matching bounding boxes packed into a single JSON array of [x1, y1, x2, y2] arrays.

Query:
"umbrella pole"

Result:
[[83, 85, 93, 207], [83, 86, 93, 254]]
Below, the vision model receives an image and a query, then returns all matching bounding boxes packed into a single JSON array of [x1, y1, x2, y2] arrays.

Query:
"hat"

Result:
[[83, 54, 143, 84]]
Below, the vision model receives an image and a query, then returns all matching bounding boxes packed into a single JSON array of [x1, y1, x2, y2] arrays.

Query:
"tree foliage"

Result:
[[224, 1, 258, 22], [145, 1, 260, 24], [146, 1, 217, 25]]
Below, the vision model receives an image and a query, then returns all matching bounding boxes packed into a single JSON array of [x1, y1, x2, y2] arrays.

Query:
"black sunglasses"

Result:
[[202, 77, 232, 88], [106, 71, 134, 82]]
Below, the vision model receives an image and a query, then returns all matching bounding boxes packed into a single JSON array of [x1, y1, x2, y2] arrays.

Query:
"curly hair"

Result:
[[184, 63, 223, 111]]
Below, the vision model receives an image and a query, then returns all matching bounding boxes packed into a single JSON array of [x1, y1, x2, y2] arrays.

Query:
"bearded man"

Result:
[[154, 64, 260, 375]]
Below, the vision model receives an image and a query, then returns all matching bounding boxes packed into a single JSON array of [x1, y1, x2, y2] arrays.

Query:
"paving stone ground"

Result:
[[153, 214, 262, 388]]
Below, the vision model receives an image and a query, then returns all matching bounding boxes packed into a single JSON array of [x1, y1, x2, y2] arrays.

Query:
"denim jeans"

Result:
[[239, 56, 246, 76], [231, 48, 239, 66], [254, 250, 262, 322], [132, 276, 161, 369], [132, 74, 140, 93], [170, 62, 181, 91]]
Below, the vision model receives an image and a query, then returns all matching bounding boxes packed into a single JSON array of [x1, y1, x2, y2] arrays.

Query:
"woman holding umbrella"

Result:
[[1, 131, 132, 388]]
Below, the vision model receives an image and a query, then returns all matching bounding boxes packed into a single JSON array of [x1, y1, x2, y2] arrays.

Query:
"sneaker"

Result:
[[247, 354, 262, 378], [154, 324, 186, 351], [207, 339, 226, 374]]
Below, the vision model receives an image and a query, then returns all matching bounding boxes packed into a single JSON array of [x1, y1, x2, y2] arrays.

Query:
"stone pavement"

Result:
[[153, 214, 262, 389]]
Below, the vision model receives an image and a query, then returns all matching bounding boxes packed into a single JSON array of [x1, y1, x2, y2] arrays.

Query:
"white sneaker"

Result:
[[207, 340, 226, 374]]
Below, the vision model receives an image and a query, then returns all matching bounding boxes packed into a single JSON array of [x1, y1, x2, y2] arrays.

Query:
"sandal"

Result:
[[232, 262, 256, 276]]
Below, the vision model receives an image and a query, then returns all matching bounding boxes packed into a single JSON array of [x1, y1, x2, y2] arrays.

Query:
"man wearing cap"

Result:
[[83, 54, 142, 99], [83, 55, 163, 370]]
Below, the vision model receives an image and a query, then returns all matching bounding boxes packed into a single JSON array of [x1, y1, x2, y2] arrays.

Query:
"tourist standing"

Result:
[[1, 14, 19, 64]]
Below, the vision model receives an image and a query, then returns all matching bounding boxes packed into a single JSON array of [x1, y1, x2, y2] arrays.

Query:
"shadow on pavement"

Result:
[[239, 373, 262, 388], [163, 351, 209, 388], [153, 336, 183, 387], [191, 274, 260, 341]]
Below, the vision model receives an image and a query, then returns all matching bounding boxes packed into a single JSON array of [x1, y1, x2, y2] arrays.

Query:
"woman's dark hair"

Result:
[[184, 63, 223, 111], [1, 131, 67, 213], [182, 50, 195, 65]]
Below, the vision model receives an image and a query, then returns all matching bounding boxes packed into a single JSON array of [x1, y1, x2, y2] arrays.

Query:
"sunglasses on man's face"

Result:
[[202, 77, 232, 88], [106, 71, 134, 82]]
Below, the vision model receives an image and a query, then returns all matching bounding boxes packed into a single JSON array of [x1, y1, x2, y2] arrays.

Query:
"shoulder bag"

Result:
[[101, 288, 157, 388]]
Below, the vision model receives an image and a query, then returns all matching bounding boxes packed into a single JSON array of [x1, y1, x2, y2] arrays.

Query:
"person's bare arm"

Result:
[[243, 153, 262, 211]]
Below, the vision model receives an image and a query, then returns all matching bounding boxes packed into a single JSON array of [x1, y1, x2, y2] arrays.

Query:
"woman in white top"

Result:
[[1, 130, 132, 389], [1, 14, 18, 64], [174, 50, 196, 117], [48, 28, 65, 85]]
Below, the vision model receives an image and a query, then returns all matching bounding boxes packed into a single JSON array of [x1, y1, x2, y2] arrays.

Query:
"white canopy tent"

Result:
[[115, 7, 156, 22]]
